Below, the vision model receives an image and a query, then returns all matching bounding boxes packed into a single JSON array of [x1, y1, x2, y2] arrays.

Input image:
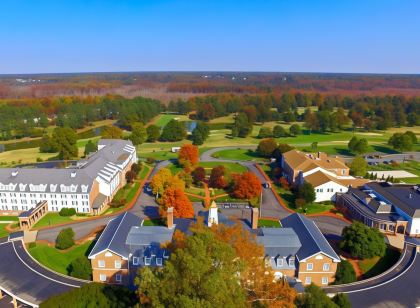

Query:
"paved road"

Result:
[[346, 246, 419, 308], [0, 241, 86, 306]]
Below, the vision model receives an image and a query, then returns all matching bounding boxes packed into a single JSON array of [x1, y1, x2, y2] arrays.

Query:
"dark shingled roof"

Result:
[[88, 212, 141, 259], [257, 228, 302, 257], [281, 213, 340, 262]]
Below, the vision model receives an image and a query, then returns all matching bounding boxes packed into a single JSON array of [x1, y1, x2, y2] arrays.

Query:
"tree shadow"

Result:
[[143, 206, 160, 219], [371, 145, 399, 154]]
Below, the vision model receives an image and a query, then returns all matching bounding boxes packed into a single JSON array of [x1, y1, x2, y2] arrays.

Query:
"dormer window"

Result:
[[144, 257, 151, 266], [156, 258, 163, 266], [276, 258, 283, 267], [289, 257, 295, 267]]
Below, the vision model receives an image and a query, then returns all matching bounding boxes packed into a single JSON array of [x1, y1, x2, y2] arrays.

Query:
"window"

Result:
[[307, 263, 313, 271], [289, 257, 295, 267], [323, 263, 330, 271], [98, 260, 105, 268], [342, 170, 346, 175], [276, 258, 283, 267], [115, 260, 121, 269], [144, 257, 151, 266], [156, 258, 163, 266], [115, 274, 122, 282], [99, 274, 107, 282], [322, 277, 328, 285], [305, 277, 311, 285], [132, 257, 139, 265]]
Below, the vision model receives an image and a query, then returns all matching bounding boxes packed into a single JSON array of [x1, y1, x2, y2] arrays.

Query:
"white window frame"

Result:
[[323, 263, 330, 271], [322, 277, 328, 285], [307, 263, 313, 271], [305, 276, 311, 285], [115, 274, 122, 282], [132, 257, 139, 265], [115, 260, 121, 269], [288, 257, 295, 267], [156, 258, 163, 266], [144, 257, 151, 266], [276, 258, 283, 267], [98, 260, 105, 268], [99, 274, 107, 282]]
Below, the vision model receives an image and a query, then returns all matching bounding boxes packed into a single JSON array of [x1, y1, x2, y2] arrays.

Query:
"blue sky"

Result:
[[1, 0, 419, 74]]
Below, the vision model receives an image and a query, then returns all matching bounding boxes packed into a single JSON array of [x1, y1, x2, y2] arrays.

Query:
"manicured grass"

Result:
[[28, 241, 93, 275], [0, 224, 10, 238], [199, 161, 247, 174], [258, 219, 281, 228], [209, 188, 226, 196], [138, 164, 151, 180], [185, 186, 205, 196], [211, 148, 267, 162], [359, 248, 401, 279], [153, 114, 190, 127], [367, 160, 420, 184], [143, 219, 165, 226], [0, 216, 18, 221], [33, 213, 75, 228], [0, 147, 56, 166], [112, 182, 140, 203], [188, 195, 205, 202]]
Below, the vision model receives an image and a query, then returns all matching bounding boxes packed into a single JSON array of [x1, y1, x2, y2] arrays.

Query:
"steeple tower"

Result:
[[208, 201, 219, 227]]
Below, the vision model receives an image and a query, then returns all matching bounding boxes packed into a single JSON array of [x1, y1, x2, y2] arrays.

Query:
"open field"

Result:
[[358, 247, 401, 279], [151, 114, 190, 127], [0, 148, 56, 166], [367, 160, 420, 184], [167, 161, 247, 176], [28, 241, 93, 275], [212, 148, 267, 162]]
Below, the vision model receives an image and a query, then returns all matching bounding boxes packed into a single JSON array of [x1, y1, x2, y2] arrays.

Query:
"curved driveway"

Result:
[[0, 240, 86, 306]]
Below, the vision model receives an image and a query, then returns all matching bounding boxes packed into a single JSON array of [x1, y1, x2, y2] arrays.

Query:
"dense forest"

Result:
[[1, 72, 420, 100]]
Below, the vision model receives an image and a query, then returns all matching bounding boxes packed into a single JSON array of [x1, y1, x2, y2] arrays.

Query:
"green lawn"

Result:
[[211, 148, 267, 162], [28, 241, 94, 275], [112, 182, 140, 203], [359, 248, 401, 279], [33, 213, 75, 228], [143, 219, 165, 226], [185, 186, 205, 196], [153, 114, 190, 127], [138, 164, 151, 180], [0, 216, 18, 221], [199, 161, 247, 174], [0, 224, 10, 238], [367, 160, 420, 184], [258, 219, 281, 228]]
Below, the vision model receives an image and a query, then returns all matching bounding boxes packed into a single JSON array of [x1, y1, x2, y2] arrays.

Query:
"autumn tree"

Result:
[[178, 144, 199, 171], [232, 172, 262, 200], [101, 125, 123, 139], [209, 165, 228, 188], [136, 226, 246, 307], [211, 222, 296, 307], [257, 138, 277, 157], [160, 187, 194, 218], [191, 166, 206, 185], [125, 170, 136, 184], [150, 168, 185, 198]]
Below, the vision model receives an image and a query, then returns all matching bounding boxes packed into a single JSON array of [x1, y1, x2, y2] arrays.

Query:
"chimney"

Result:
[[167, 207, 174, 229], [251, 207, 259, 229]]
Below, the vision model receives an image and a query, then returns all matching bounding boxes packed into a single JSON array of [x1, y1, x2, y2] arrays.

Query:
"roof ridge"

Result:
[[106, 212, 129, 251]]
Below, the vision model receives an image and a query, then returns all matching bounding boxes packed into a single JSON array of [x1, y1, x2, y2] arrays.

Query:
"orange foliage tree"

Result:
[[209, 165, 228, 188], [232, 172, 262, 200], [160, 187, 194, 218], [150, 168, 185, 197], [178, 144, 199, 172]]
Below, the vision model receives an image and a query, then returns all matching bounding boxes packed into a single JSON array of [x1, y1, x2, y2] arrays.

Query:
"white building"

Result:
[[0, 139, 137, 215]]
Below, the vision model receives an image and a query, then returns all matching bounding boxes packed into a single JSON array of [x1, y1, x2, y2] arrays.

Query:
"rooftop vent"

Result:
[[70, 171, 77, 178], [11, 170, 18, 177], [409, 193, 412, 199]]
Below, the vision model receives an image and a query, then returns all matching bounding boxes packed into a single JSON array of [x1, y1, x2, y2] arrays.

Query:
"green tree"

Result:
[[129, 122, 147, 145], [340, 222, 386, 259], [295, 284, 338, 308], [258, 127, 272, 138], [289, 124, 302, 136], [297, 182, 316, 204], [55, 228, 75, 250], [388, 131, 416, 152], [160, 119, 186, 141], [84, 140, 97, 156], [67, 257, 92, 280], [191, 121, 209, 145], [231, 112, 252, 138], [40, 283, 137, 308], [101, 125, 123, 139], [350, 156, 368, 176], [146, 124, 160, 142], [135, 227, 246, 307], [332, 293, 351, 308], [348, 137, 368, 154], [334, 260, 356, 284], [273, 125, 287, 138], [51, 127, 78, 160]]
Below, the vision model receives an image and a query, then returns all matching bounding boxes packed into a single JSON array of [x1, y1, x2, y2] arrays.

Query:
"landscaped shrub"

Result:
[[67, 256, 92, 280], [110, 198, 126, 208], [55, 228, 75, 250], [28, 242, 37, 249], [131, 163, 141, 175], [59, 208, 76, 217], [334, 260, 356, 284]]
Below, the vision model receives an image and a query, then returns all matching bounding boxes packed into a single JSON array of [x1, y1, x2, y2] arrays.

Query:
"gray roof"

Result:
[[257, 228, 302, 257], [281, 214, 340, 262], [0, 139, 135, 194], [365, 183, 420, 218], [88, 212, 141, 259], [92, 193, 107, 209], [126, 226, 174, 246]]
